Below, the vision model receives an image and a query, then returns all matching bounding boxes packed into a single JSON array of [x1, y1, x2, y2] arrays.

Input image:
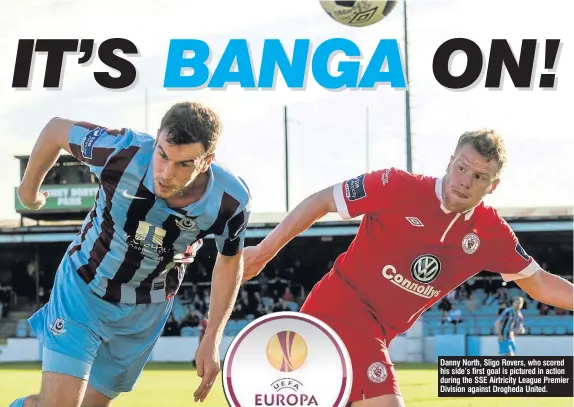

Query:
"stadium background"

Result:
[[1, 1, 573, 406], [0, 131, 572, 407]]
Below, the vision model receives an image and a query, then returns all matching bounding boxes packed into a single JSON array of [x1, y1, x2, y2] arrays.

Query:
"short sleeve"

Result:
[[486, 218, 540, 282], [496, 308, 509, 322], [214, 196, 251, 257], [68, 121, 133, 179], [333, 168, 403, 220]]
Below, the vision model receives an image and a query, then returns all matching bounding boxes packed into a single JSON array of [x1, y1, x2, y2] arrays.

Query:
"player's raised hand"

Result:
[[241, 245, 269, 283], [17, 187, 49, 211], [193, 336, 220, 403]]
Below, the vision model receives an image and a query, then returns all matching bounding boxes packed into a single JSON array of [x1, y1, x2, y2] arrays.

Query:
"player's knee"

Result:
[[38, 372, 88, 407], [81, 384, 114, 407], [22, 395, 40, 407], [80, 399, 113, 407], [8, 395, 39, 407]]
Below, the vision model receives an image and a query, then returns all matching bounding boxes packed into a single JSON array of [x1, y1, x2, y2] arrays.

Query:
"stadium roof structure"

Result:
[[0, 206, 571, 244]]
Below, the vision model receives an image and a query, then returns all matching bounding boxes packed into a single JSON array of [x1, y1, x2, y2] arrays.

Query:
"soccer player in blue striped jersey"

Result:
[[12, 102, 250, 407], [495, 296, 525, 356]]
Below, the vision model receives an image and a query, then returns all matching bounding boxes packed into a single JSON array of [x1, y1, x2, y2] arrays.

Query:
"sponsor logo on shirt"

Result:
[[382, 264, 441, 299], [345, 174, 367, 201], [230, 222, 248, 241], [411, 254, 441, 283], [126, 221, 172, 261], [381, 169, 391, 185], [515, 243, 530, 261], [406, 217, 424, 227], [81, 128, 104, 159]]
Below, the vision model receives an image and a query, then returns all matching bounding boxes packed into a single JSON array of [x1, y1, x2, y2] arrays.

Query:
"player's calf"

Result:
[[351, 394, 407, 407], [36, 372, 89, 407]]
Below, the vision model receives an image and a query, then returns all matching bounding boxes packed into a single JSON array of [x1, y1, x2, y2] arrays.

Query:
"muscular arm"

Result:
[[18, 118, 75, 205], [515, 269, 574, 311], [203, 251, 244, 344], [258, 186, 336, 259]]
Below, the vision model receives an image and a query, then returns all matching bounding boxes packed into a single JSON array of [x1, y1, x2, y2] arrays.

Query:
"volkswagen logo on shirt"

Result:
[[410, 254, 441, 284]]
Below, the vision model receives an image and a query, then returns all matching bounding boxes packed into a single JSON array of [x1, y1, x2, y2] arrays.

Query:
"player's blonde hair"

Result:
[[455, 129, 507, 178], [513, 296, 524, 307]]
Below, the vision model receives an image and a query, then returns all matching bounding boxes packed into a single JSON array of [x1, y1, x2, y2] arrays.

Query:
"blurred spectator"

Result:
[[438, 297, 452, 313], [537, 302, 551, 316], [555, 307, 568, 315], [238, 289, 257, 315], [465, 292, 479, 313], [202, 289, 210, 308], [446, 305, 463, 325], [258, 273, 269, 297], [163, 314, 181, 336], [231, 303, 246, 320], [282, 287, 294, 302], [497, 300, 507, 315], [180, 308, 202, 328], [272, 298, 290, 313]]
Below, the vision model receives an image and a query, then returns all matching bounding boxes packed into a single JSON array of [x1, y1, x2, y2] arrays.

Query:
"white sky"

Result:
[[0, 0, 572, 220]]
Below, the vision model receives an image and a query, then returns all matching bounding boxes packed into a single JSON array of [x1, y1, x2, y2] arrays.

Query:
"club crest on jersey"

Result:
[[345, 174, 366, 201], [367, 362, 388, 384], [81, 128, 104, 159], [176, 216, 197, 232], [49, 318, 66, 336], [462, 233, 480, 254], [411, 254, 441, 284]]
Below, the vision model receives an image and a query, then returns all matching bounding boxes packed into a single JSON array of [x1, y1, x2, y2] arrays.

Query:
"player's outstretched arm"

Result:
[[260, 186, 336, 258], [18, 118, 76, 210], [515, 269, 574, 311], [194, 251, 243, 402], [242, 186, 336, 282]]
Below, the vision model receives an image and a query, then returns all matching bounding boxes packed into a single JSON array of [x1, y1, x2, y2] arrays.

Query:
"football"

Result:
[[319, 1, 398, 27]]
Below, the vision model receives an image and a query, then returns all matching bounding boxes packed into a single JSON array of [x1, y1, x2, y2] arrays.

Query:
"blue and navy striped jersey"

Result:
[[497, 307, 523, 340], [62, 121, 251, 304]]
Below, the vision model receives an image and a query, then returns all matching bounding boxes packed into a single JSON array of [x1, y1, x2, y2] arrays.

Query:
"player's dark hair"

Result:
[[455, 129, 507, 176], [159, 102, 222, 154]]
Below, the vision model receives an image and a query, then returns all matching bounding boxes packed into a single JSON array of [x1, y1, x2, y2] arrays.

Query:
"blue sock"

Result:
[[9, 397, 26, 407]]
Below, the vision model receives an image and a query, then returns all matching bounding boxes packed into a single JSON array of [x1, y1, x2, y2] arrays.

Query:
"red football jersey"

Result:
[[304, 168, 540, 337]]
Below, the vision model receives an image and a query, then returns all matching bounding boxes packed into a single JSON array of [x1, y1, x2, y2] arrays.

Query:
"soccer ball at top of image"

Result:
[[319, 1, 398, 27]]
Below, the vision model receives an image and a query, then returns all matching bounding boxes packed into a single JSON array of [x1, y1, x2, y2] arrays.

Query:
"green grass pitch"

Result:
[[0, 362, 570, 406]]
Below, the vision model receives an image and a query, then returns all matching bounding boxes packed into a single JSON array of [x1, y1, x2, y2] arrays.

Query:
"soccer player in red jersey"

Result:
[[242, 129, 574, 407]]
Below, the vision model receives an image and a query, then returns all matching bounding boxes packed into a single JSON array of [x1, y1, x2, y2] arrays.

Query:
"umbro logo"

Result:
[[406, 217, 424, 227], [122, 190, 147, 200]]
